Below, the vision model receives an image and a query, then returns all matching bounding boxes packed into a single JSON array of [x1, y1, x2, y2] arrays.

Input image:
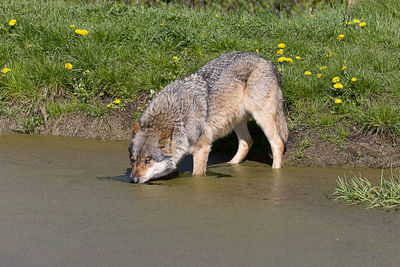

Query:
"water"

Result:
[[1, 134, 399, 266]]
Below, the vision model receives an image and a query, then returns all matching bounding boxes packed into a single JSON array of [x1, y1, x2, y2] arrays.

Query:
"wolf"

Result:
[[129, 51, 288, 183]]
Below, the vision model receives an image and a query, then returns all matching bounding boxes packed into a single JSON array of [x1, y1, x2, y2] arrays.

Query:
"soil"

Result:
[[1, 101, 399, 168]]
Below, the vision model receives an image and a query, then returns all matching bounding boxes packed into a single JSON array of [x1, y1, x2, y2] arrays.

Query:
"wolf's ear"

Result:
[[132, 121, 142, 138], [160, 128, 173, 141], [159, 128, 174, 156]]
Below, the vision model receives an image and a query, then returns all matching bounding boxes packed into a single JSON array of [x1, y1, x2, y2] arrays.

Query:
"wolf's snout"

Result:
[[130, 171, 139, 183]]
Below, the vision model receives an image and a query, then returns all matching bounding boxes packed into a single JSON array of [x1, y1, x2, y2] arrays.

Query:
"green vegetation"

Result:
[[0, 0, 399, 139], [334, 170, 400, 209]]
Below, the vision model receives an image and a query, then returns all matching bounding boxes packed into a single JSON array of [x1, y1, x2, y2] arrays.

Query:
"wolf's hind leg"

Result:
[[192, 136, 211, 176], [251, 110, 284, 169], [229, 116, 253, 164]]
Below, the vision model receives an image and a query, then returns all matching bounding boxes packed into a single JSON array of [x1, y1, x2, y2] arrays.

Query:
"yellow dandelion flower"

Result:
[[351, 77, 357, 82], [317, 73, 322, 78], [255, 49, 259, 53], [353, 19, 361, 24], [173, 56, 178, 62], [346, 21, 353, 25], [295, 56, 301, 60], [64, 63, 73, 70], [85, 70, 91, 73], [277, 68, 282, 72], [70, 24, 75, 28], [359, 22, 367, 27], [335, 99, 342, 104], [160, 23, 166, 27], [285, 57, 293, 63], [336, 34, 345, 40], [341, 66, 347, 70], [28, 44, 32, 47], [2, 67, 11, 74], [320, 66, 327, 70], [114, 99, 121, 104], [75, 29, 88, 36], [333, 83, 344, 89], [326, 51, 335, 57], [277, 43, 286, 49], [277, 49, 284, 55], [304, 71, 312, 76], [9, 19, 16, 26], [332, 76, 340, 83], [278, 57, 286, 63], [215, 14, 221, 19], [107, 103, 114, 108]]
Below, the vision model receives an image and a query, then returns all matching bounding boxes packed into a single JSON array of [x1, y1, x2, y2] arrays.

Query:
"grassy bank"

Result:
[[0, 0, 399, 149]]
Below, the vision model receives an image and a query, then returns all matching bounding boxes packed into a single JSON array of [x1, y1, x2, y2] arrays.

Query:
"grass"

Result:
[[333, 170, 400, 209], [0, 0, 399, 138]]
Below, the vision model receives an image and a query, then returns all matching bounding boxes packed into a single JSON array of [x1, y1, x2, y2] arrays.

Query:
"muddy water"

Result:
[[1, 134, 400, 266]]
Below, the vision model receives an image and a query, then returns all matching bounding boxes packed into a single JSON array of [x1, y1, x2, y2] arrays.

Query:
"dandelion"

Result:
[[64, 63, 73, 70], [326, 51, 334, 57], [107, 103, 114, 108], [277, 49, 284, 55], [320, 66, 327, 70], [295, 56, 301, 60], [28, 44, 32, 47], [160, 23, 166, 27], [114, 99, 121, 104], [277, 43, 286, 49], [336, 34, 345, 40], [304, 71, 312, 76], [9, 19, 16, 26], [2, 68, 11, 74], [85, 70, 91, 73], [317, 73, 322, 78], [353, 19, 361, 24], [285, 57, 293, 63], [70, 24, 75, 28], [333, 83, 344, 89], [359, 22, 367, 27], [351, 77, 357, 82], [341, 66, 347, 70], [335, 99, 343, 104], [346, 21, 353, 25], [75, 29, 88, 36], [278, 57, 286, 63], [172, 56, 178, 62], [215, 14, 221, 19], [255, 49, 259, 53], [332, 76, 340, 83], [277, 68, 282, 72]]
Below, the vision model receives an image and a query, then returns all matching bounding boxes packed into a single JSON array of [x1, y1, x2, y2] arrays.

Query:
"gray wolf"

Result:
[[129, 51, 288, 183]]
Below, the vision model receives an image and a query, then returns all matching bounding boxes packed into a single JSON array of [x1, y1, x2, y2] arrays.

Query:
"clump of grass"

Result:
[[333, 170, 400, 209]]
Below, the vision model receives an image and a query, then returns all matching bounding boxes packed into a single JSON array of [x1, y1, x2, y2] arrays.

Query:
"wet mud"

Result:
[[1, 134, 400, 266]]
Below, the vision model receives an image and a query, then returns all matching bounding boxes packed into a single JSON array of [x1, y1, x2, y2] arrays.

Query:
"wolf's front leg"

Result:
[[192, 136, 211, 176]]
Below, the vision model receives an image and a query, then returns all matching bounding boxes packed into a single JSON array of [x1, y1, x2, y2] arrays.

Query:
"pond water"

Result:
[[1, 134, 399, 266]]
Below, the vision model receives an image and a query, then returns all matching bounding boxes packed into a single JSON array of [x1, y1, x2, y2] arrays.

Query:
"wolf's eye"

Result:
[[144, 157, 152, 165], [131, 157, 136, 164]]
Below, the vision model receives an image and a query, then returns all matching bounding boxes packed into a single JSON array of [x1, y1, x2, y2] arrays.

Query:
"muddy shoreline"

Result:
[[1, 105, 399, 168]]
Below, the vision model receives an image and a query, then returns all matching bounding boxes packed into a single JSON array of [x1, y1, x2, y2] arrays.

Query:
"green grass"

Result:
[[0, 0, 399, 137], [333, 170, 400, 209]]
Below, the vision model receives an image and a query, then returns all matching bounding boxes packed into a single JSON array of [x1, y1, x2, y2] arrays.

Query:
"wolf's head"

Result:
[[128, 121, 176, 183]]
